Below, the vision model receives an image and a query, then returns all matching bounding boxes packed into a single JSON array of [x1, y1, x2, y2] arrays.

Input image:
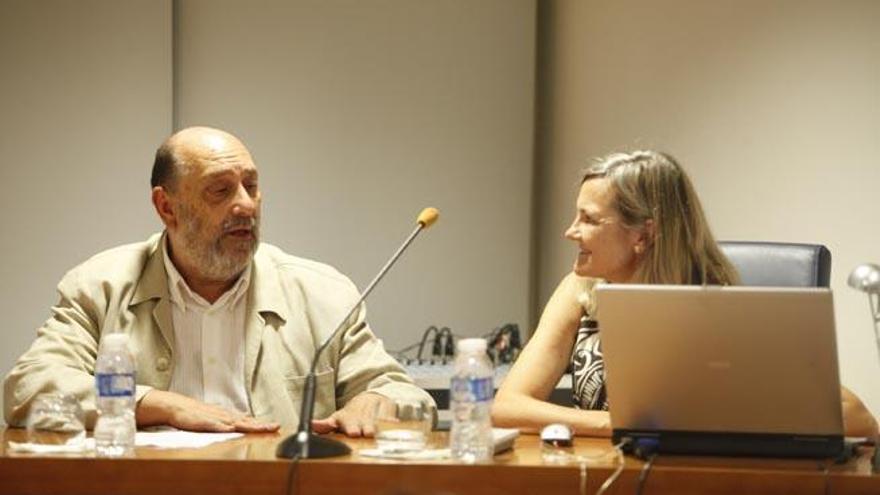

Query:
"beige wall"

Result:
[[0, 0, 172, 423], [536, 0, 880, 413], [174, 0, 537, 351], [4, 0, 875, 424], [0, 0, 536, 423]]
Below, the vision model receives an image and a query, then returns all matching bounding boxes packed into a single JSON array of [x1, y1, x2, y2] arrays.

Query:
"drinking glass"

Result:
[[25, 393, 86, 448], [373, 401, 431, 453]]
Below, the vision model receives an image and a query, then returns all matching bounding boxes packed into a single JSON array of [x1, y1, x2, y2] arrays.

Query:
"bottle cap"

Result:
[[100, 332, 129, 348], [456, 338, 487, 354]]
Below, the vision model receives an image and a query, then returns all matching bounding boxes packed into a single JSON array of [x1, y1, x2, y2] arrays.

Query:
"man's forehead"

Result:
[[200, 162, 258, 179], [176, 136, 257, 176]]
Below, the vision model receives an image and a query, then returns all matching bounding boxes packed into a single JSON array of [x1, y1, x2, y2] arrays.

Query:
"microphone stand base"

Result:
[[276, 431, 352, 459]]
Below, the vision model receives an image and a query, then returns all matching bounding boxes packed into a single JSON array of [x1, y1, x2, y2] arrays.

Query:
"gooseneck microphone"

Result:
[[276, 207, 440, 459]]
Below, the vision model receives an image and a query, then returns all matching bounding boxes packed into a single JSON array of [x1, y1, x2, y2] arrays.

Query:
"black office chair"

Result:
[[718, 241, 831, 288]]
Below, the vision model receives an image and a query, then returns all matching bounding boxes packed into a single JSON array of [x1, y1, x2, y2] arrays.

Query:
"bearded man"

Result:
[[4, 126, 433, 435]]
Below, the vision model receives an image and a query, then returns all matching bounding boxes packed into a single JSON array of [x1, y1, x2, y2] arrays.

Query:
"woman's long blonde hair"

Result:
[[582, 150, 739, 286]]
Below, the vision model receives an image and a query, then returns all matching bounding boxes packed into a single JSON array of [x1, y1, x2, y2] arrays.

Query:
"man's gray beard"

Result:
[[178, 204, 260, 282]]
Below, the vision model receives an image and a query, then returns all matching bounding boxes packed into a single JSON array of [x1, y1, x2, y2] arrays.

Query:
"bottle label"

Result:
[[451, 376, 494, 403], [96, 373, 135, 397]]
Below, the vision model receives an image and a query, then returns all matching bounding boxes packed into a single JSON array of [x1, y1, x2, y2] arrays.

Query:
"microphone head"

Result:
[[417, 207, 440, 228]]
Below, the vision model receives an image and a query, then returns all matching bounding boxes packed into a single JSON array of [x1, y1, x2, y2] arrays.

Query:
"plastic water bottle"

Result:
[[449, 338, 494, 463], [93, 330, 136, 457]]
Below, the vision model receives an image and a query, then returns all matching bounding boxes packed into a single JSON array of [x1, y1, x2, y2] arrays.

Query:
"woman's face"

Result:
[[564, 178, 644, 283]]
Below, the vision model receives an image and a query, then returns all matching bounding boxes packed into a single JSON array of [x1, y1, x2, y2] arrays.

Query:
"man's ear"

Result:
[[152, 186, 176, 229]]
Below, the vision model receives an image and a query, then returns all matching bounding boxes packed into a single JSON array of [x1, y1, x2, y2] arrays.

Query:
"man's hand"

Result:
[[311, 392, 393, 437], [136, 390, 280, 433]]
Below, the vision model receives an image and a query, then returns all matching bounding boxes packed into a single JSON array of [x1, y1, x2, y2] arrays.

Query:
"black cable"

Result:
[[391, 324, 516, 365], [874, 442, 880, 474], [284, 454, 300, 495], [416, 325, 439, 361], [388, 325, 458, 363], [431, 327, 445, 357], [635, 453, 657, 495], [505, 323, 522, 354], [438, 327, 454, 359], [480, 323, 523, 364], [483, 325, 502, 363]]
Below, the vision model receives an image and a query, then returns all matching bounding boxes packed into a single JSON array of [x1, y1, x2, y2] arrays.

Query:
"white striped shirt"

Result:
[[162, 239, 251, 414]]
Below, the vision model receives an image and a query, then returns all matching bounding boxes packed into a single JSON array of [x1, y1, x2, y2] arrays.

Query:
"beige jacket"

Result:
[[3, 233, 433, 428]]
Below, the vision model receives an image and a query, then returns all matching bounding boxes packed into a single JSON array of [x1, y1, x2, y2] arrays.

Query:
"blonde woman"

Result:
[[491, 151, 878, 438]]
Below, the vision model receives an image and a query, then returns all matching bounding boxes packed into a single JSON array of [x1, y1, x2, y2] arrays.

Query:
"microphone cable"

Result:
[[284, 453, 301, 495]]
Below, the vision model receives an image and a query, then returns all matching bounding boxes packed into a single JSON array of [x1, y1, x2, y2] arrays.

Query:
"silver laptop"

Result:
[[596, 284, 844, 458]]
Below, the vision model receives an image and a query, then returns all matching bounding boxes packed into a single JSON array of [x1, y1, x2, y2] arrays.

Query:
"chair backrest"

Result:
[[718, 241, 831, 288]]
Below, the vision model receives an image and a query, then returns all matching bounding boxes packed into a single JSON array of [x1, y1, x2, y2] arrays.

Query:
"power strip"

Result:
[[403, 361, 572, 411]]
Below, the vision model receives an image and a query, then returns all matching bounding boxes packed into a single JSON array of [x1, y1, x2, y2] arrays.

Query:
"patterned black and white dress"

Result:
[[571, 314, 608, 411]]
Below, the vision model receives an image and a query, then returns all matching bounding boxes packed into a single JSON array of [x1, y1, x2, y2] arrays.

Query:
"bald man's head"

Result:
[[150, 126, 261, 285], [150, 126, 247, 191]]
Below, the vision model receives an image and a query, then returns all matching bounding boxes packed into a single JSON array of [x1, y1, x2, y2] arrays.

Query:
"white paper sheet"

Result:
[[135, 429, 243, 449], [7, 428, 243, 454], [7, 438, 94, 454]]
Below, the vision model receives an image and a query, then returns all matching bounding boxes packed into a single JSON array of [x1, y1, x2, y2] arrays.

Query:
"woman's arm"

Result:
[[491, 273, 612, 437], [841, 386, 879, 439]]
